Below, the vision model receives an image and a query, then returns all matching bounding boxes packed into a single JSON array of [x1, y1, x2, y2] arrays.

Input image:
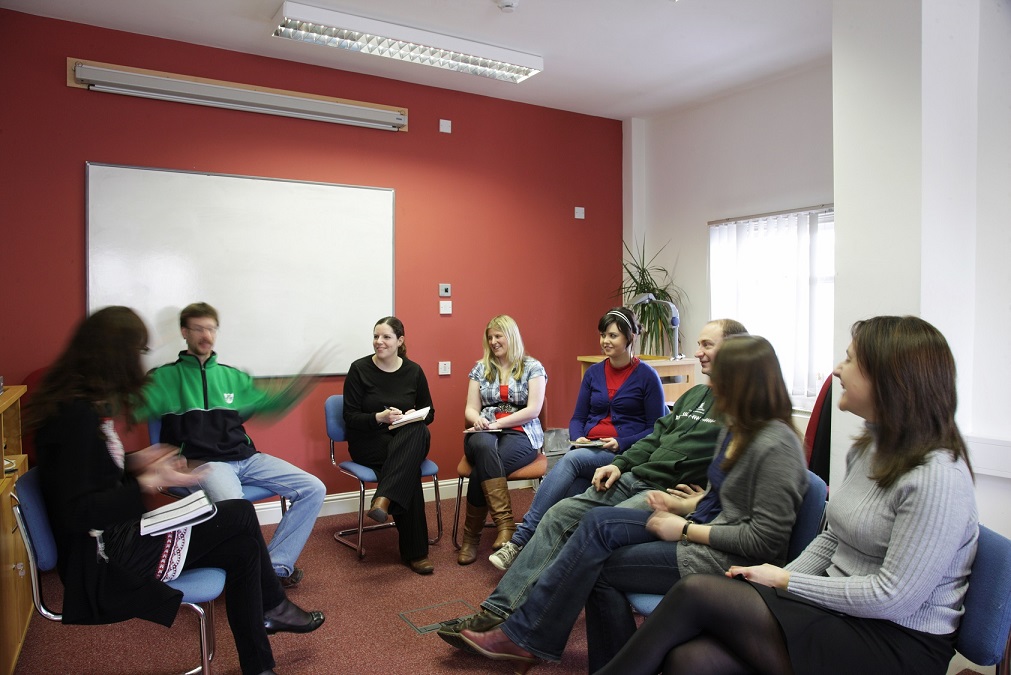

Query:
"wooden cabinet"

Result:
[[577, 356, 697, 404], [1, 386, 26, 459], [1, 385, 31, 675]]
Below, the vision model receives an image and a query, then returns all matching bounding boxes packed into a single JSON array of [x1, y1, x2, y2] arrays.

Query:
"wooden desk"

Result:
[[577, 356, 697, 404], [1, 454, 30, 675], [1, 386, 27, 459]]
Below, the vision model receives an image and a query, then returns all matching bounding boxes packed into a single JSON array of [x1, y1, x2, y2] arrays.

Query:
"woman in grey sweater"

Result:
[[593, 315, 978, 675]]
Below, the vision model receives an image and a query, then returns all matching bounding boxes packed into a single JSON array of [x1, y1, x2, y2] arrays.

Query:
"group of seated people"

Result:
[[25, 300, 979, 675]]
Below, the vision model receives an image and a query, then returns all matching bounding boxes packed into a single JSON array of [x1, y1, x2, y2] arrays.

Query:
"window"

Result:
[[709, 206, 835, 410]]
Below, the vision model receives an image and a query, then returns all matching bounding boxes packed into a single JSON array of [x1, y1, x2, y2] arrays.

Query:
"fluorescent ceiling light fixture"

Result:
[[272, 2, 543, 84], [73, 62, 408, 131]]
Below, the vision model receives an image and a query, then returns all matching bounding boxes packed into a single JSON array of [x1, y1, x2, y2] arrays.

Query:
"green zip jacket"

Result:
[[610, 383, 722, 489], [137, 351, 297, 462]]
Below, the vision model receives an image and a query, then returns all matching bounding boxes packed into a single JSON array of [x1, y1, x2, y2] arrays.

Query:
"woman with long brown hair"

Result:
[[593, 315, 978, 675], [28, 306, 323, 675]]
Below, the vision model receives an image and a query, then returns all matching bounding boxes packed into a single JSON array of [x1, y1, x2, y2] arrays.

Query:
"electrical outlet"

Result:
[[438, 361, 451, 375], [574, 206, 585, 219]]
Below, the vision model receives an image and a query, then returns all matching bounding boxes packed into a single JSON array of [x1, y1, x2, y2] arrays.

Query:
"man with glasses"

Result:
[[137, 302, 325, 588]]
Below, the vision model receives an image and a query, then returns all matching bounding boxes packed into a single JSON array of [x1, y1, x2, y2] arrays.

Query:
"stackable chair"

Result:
[[324, 394, 443, 558], [627, 470, 828, 617], [12, 467, 226, 675], [148, 417, 287, 514], [956, 524, 1011, 675], [451, 451, 548, 550]]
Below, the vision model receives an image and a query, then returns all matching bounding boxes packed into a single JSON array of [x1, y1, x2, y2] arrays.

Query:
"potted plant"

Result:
[[619, 240, 689, 357]]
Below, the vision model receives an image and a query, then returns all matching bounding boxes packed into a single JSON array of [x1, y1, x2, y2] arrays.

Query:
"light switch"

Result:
[[439, 119, 452, 133], [440, 300, 452, 315], [438, 361, 451, 375], [439, 283, 451, 297], [574, 207, 585, 219]]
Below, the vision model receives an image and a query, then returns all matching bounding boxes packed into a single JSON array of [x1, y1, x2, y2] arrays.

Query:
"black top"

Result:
[[35, 400, 182, 626], [342, 355, 435, 453]]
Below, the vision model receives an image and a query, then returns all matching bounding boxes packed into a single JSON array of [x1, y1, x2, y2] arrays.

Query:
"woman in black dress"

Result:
[[343, 316, 436, 574]]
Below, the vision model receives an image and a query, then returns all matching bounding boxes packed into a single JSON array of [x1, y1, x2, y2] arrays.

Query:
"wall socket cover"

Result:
[[439, 300, 452, 315], [438, 361, 451, 375]]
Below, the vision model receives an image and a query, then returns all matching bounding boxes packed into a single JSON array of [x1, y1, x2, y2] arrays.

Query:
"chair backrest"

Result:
[[12, 467, 58, 573], [324, 395, 346, 443], [148, 417, 161, 445], [324, 395, 347, 467], [956, 524, 1011, 667], [787, 470, 828, 561]]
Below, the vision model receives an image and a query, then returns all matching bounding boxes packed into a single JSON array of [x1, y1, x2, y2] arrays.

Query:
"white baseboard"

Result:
[[253, 477, 537, 525]]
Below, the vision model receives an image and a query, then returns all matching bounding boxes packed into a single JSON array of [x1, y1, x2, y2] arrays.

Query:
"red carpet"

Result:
[[14, 488, 592, 674]]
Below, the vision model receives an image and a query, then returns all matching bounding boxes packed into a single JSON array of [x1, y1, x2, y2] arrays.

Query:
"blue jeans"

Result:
[[497, 507, 677, 662], [481, 472, 652, 620], [512, 447, 616, 547], [194, 453, 326, 577], [584, 537, 684, 670]]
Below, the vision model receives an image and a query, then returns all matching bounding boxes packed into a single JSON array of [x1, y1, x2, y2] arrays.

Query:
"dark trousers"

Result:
[[186, 499, 285, 675], [463, 430, 538, 507], [350, 423, 432, 561]]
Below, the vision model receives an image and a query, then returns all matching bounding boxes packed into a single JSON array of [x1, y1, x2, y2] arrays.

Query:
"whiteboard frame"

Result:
[[86, 162, 394, 377]]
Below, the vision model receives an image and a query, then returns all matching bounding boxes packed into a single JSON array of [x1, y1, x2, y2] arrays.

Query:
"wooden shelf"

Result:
[[1, 386, 27, 459], [577, 356, 697, 405]]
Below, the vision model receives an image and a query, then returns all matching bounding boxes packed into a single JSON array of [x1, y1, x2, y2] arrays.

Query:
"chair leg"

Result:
[[333, 478, 397, 559], [180, 600, 215, 675], [428, 475, 443, 545], [452, 476, 465, 550]]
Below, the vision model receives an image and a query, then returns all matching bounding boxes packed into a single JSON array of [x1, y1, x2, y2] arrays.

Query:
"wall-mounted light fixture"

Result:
[[272, 2, 543, 84], [71, 59, 408, 131]]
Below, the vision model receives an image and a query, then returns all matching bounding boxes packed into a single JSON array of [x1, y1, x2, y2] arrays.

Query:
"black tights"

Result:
[[592, 574, 793, 675], [186, 499, 285, 675]]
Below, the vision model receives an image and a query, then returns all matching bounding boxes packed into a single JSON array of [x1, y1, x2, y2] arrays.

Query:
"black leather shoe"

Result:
[[264, 610, 325, 635], [278, 567, 304, 588]]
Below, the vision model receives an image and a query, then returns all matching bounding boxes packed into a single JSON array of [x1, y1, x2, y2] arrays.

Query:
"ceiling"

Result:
[[1, 0, 832, 120]]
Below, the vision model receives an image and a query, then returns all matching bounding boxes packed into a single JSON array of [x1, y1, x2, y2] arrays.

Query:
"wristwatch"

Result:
[[681, 518, 693, 543]]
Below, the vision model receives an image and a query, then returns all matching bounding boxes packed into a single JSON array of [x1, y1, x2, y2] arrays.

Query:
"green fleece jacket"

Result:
[[137, 351, 298, 462], [610, 384, 722, 489]]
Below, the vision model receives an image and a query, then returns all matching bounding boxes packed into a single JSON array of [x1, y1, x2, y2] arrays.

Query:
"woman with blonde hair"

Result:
[[458, 315, 547, 565]]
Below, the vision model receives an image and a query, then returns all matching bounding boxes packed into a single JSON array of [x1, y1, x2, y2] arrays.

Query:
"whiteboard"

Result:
[[87, 163, 394, 377]]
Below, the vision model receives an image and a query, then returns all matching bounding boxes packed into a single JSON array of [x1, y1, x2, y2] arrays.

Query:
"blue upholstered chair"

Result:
[[626, 470, 828, 617], [12, 467, 226, 675], [324, 394, 442, 558], [956, 525, 1011, 675], [148, 417, 287, 513]]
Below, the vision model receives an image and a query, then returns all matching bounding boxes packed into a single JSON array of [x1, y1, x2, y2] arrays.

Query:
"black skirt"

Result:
[[751, 583, 956, 675]]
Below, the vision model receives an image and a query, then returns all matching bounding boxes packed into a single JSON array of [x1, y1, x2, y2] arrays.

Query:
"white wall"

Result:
[[631, 61, 834, 350]]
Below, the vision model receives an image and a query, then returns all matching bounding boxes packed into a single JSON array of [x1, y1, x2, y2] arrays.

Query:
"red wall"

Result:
[[0, 10, 623, 492]]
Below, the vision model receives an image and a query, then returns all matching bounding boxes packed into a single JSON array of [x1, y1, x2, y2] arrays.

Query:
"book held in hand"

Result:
[[388, 406, 431, 429], [140, 489, 217, 536], [571, 440, 606, 448]]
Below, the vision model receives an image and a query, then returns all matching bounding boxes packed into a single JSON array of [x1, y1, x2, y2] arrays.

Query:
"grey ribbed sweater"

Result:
[[785, 439, 978, 634]]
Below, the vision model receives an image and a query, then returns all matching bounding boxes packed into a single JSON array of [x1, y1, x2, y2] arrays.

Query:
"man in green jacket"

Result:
[[138, 302, 325, 587], [440, 318, 746, 640]]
